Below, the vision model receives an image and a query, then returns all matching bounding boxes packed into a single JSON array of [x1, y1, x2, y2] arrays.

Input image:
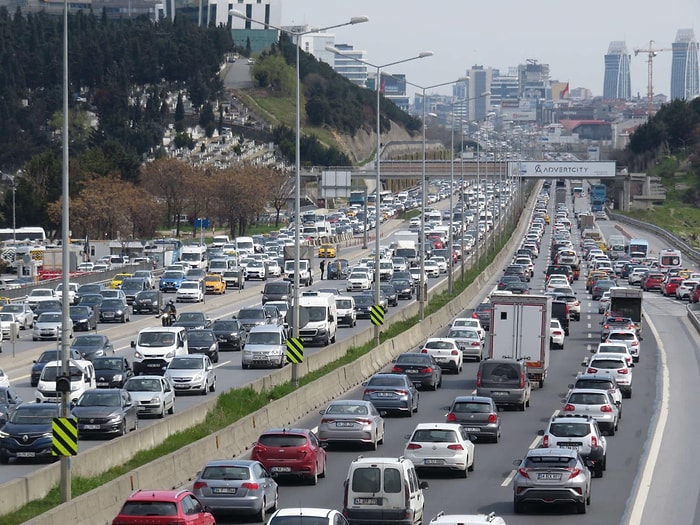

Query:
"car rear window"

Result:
[[549, 423, 590, 438], [452, 401, 491, 413], [576, 379, 614, 390], [258, 434, 307, 447], [480, 362, 520, 380], [411, 429, 458, 443], [120, 501, 178, 516], [608, 333, 634, 341], [367, 375, 404, 387], [590, 359, 624, 369], [201, 465, 249, 480], [395, 354, 431, 365], [523, 456, 576, 468], [568, 392, 607, 404]]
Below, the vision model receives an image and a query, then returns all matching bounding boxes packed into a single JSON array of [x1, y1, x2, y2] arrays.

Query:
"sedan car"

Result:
[[549, 319, 565, 349], [32, 300, 64, 321], [175, 280, 205, 302], [420, 338, 463, 373], [93, 356, 133, 388], [192, 459, 279, 522], [446, 327, 483, 361], [443, 395, 501, 443], [318, 399, 385, 449], [99, 298, 131, 323], [267, 508, 349, 525], [251, 428, 327, 485], [0, 303, 34, 329], [391, 352, 442, 391], [403, 423, 475, 476], [173, 311, 212, 330], [0, 403, 60, 464], [390, 278, 414, 300], [68, 305, 97, 331], [32, 311, 73, 341], [346, 270, 372, 292], [379, 284, 399, 307], [123, 375, 175, 418], [362, 373, 419, 416], [211, 319, 246, 351], [132, 290, 162, 314], [165, 354, 216, 395], [71, 388, 138, 438], [70, 333, 114, 360], [353, 293, 374, 319], [512, 447, 591, 514]]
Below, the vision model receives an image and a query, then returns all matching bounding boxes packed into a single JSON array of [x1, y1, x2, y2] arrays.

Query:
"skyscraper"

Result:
[[670, 29, 700, 100], [603, 41, 631, 100]]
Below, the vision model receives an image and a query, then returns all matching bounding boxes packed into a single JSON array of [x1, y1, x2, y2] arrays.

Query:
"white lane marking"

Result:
[[502, 410, 559, 486], [214, 360, 231, 369], [623, 314, 669, 525]]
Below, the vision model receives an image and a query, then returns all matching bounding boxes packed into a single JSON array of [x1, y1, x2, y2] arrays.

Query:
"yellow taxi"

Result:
[[586, 270, 608, 291], [544, 213, 550, 224], [110, 273, 133, 289], [318, 243, 337, 258], [0, 297, 11, 305], [204, 274, 227, 294]]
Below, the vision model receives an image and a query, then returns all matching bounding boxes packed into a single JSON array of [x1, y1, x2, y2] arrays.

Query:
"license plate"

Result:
[[174, 385, 188, 389], [302, 337, 313, 342], [561, 443, 581, 449], [84, 424, 100, 430], [336, 421, 354, 427], [466, 427, 480, 432], [354, 498, 380, 505], [147, 363, 161, 368], [537, 473, 562, 480], [270, 467, 291, 473], [491, 391, 508, 396], [16, 452, 35, 457], [97, 382, 109, 387], [212, 487, 237, 494], [376, 392, 392, 397], [436, 357, 448, 362], [406, 369, 418, 374], [424, 459, 444, 465]]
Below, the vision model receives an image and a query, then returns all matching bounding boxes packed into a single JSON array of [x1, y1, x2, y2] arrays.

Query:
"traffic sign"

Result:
[[52, 417, 78, 456], [370, 304, 385, 326], [286, 337, 304, 363]]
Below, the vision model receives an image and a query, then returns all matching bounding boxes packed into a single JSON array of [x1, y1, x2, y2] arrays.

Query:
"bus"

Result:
[[0, 227, 46, 244], [627, 238, 649, 259], [658, 248, 682, 270]]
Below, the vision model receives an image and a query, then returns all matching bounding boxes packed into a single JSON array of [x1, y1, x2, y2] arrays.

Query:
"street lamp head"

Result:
[[418, 51, 434, 59], [481, 91, 492, 96], [457, 76, 470, 82], [229, 9, 246, 19], [349, 16, 369, 25], [325, 45, 342, 55]]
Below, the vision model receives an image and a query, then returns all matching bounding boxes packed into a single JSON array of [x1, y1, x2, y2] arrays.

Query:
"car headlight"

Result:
[[70, 383, 80, 391], [0, 429, 9, 438], [192, 373, 203, 382], [41, 432, 53, 439], [112, 374, 123, 382], [134, 351, 144, 359], [150, 397, 161, 404], [165, 350, 175, 359], [78, 318, 87, 323]]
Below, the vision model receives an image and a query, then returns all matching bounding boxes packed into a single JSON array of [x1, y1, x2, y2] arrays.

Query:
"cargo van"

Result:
[[36, 359, 96, 403], [298, 291, 337, 346], [343, 456, 428, 525], [130, 326, 189, 375], [335, 295, 356, 327], [235, 236, 255, 256]]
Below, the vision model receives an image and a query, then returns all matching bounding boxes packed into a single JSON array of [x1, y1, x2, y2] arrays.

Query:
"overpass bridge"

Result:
[[301, 160, 505, 182]]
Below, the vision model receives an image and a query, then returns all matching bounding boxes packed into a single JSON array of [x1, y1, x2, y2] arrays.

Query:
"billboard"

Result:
[[322, 170, 352, 197], [508, 161, 616, 178]]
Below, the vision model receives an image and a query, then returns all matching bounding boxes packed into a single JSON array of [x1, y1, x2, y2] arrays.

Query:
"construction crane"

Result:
[[634, 40, 673, 117]]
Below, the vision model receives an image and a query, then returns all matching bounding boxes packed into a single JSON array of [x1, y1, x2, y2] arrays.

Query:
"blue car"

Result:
[[0, 403, 59, 464], [159, 270, 186, 292]]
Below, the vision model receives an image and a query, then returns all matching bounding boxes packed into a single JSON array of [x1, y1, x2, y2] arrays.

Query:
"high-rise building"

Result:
[[603, 41, 631, 100], [329, 43, 368, 87], [468, 66, 492, 121], [490, 68, 519, 107], [226, 0, 282, 53], [670, 29, 700, 100], [518, 60, 549, 100]]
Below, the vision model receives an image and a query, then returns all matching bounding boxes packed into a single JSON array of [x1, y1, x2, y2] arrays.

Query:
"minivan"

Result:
[[241, 325, 287, 369], [261, 281, 293, 305], [343, 456, 428, 525], [130, 326, 189, 375], [335, 295, 357, 327], [36, 359, 96, 404], [476, 359, 531, 411]]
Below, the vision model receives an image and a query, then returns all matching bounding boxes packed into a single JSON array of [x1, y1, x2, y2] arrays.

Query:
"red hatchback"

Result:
[[692, 283, 700, 303], [662, 276, 684, 296], [112, 489, 215, 525], [641, 272, 665, 291], [251, 428, 327, 485]]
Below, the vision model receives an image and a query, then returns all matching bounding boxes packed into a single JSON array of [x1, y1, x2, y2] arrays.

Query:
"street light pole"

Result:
[[232, 11, 368, 384], [448, 101, 455, 294], [326, 46, 432, 343]]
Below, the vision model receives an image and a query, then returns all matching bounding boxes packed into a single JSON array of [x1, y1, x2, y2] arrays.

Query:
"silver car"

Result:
[[32, 312, 73, 341], [513, 447, 592, 514], [192, 459, 278, 521], [165, 355, 216, 395], [446, 328, 483, 361], [0, 303, 34, 329], [123, 375, 175, 418], [318, 399, 385, 450], [562, 388, 619, 435]]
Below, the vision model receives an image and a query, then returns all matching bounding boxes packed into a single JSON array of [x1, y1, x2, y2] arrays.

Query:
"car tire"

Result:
[[270, 491, 278, 512], [201, 384, 207, 395], [369, 435, 378, 451], [518, 401, 526, 411], [513, 500, 525, 514], [168, 403, 174, 415], [0, 452, 8, 465], [132, 418, 138, 432], [309, 468, 318, 485], [608, 425, 615, 437], [255, 499, 266, 523], [577, 501, 587, 514], [209, 378, 216, 392], [468, 455, 475, 472], [595, 462, 604, 478], [459, 466, 468, 478], [242, 363, 249, 370], [158, 403, 165, 418]]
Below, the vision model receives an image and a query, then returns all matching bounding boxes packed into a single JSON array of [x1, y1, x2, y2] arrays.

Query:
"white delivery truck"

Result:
[[180, 244, 207, 269], [297, 291, 337, 346], [488, 294, 551, 388]]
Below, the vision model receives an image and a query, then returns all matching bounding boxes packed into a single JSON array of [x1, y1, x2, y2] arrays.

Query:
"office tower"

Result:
[[670, 29, 700, 100], [329, 43, 368, 87], [603, 41, 631, 100]]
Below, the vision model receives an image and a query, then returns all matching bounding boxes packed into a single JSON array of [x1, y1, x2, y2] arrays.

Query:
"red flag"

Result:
[[380, 79, 386, 95], [561, 82, 569, 99]]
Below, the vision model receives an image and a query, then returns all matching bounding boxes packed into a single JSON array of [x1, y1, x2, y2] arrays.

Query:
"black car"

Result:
[[78, 293, 103, 319], [31, 348, 82, 387], [211, 319, 246, 351], [70, 333, 114, 360], [32, 300, 63, 321], [93, 356, 134, 388], [391, 352, 442, 391], [354, 293, 374, 319], [234, 307, 271, 332], [99, 298, 131, 323], [380, 284, 399, 307], [503, 264, 529, 282], [187, 329, 220, 363], [326, 258, 350, 280], [0, 386, 22, 425], [261, 281, 292, 305], [504, 281, 531, 294], [71, 388, 138, 438], [173, 311, 212, 330], [497, 275, 522, 290], [132, 290, 162, 314], [472, 302, 492, 331], [390, 278, 414, 300], [69, 305, 97, 331], [551, 300, 571, 336], [0, 403, 59, 464]]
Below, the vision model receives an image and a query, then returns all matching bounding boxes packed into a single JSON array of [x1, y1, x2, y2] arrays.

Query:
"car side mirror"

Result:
[[130, 341, 136, 348], [419, 481, 429, 489]]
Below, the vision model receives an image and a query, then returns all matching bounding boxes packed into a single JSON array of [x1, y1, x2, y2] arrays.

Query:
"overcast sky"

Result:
[[282, 0, 700, 100]]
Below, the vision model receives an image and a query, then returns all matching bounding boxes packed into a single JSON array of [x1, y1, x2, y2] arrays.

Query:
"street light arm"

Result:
[[232, 10, 368, 36], [325, 46, 432, 70]]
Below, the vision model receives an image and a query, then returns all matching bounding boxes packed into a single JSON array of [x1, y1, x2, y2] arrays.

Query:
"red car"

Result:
[[662, 277, 684, 296], [641, 272, 665, 291], [112, 489, 215, 525], [692, 283, 700, 303], [251, 428, 327, 484]]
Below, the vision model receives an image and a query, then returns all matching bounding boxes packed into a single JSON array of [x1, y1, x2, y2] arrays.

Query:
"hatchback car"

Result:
[[538, 414, 607, 478], [586, 354, 633, 398], [362, 373, 419, 416], [420, 338, 463, 373], [165, 354, 216, 395], [175, 280, 205, 302], [70, 333, 114, 360], [93, 356, 133, 388], [71, 388, 138, 438], [318, 399, 385, 450], [69, 305, 97, 331], [267, 508, 349, 525], [446, 327, 483, 361], [640, 272, 664, 292], [211, 319, 246, 351], [123, 375, 175, 418], [569, 373, 623, 407], [111, 489, 215, 525], [562, 388, 619, 435], [32, 311, 73, 341], [403, 423, 475, 477], [443, 395, 501, 443], [391, 352, 443, 391], [132, 290, 161, 314], [512, 447, 591, 514], [476, 359, 531, 411], [186, 329, 220, 363], [192, 459, 278, 522], [251, 428, 327, 485], [676, 279, 699, 300], [604, 329, 641, 362]]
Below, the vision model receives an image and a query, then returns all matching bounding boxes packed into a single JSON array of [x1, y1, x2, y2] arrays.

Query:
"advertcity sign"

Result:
[[508, 161, 616, 178]]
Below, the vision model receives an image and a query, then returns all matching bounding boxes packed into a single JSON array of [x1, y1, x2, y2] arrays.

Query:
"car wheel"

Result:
[[132, 418, 138, 432], [518, 401, 526, 411], [608, 425, 615, 437], [255, 499, 266, 523], [309, 467, 318, 485], [595, 462, 604, 478], [0, 452, 8, 465], [209, 377, 216, 392], [319, 459, 326, 478], [201, 383, 207, 395], [576, 501, 587, 514], [270, 490, 279, 512], [468, 455, 475, 472], [242, 363, 249, 370], [158, 403, 165, 418], [168, 402, 174, 415], [513, 500, 525, 514], [119, 421, 126, 436], [459, 465, 468, 478], [369, 435, 378, 451]]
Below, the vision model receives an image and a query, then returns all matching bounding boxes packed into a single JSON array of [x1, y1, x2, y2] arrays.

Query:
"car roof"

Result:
[[271, 508, 339, 518], [452, 395, 493, 404], [127, 489, 190, 502], [526, 447, 577, 458], [412, 422, 463, 431]]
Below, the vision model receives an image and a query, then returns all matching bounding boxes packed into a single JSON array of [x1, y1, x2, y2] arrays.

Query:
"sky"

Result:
[[281, 0, 700, 100]]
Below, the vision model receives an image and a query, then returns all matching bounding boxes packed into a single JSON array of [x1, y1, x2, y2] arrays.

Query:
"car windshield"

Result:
[[247, 332, 281, 345], [395, 354, 431, 365], [138, 332, 176, 347], [448, 329, 479, 339], [125, 378, 161, 392], [0, 313, 14, 322], [608, 333, 634, 341], [304, 306, 326, 322], [162, 272, 184, 279], [37, 313, 62, 323], [188, 331, 214, 344], [568, 392, 608, 405], [425, 340, 454, 350], [9, 407, 58, 425], [93, 358, 123, 371], [77, 391, 120, 407], [170, 357, 204, 370], [178, 313, 205, 322], [265, 283, 288, 293], [212, 321, 238, 331], [576, 379, 614, 389], [31, 290, 53, 297], [2, 305, 23, 313], [326, 403, 369, 415], [590, 359, 625, 369], [102, 299, 125, 308], [71, 336, 104, 347], [549, 423, 591, 438], [238, 309, 265, 320]]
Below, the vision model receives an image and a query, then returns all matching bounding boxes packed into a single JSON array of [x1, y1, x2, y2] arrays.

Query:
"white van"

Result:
[[343, 456, 428, 525], [211, 235, 230, 248], [335, 295, 356, 327], [36, 359, 96, 403], [241, 324, 287, 369], [298, 291, 337, 346], [235, 236, 255, 256], [180, 244, 207, 269], [130, 326, 189, 375]]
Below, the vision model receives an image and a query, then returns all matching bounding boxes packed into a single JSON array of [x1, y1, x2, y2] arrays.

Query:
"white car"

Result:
[[26, 288, 58, 310], [586, 354, 633, 398], [1, 303, 34, 329], [593, 343, 633, 367], [0, 368, 9, 387], [450, 318, 485, 340], [598, 291, 611, 314], [424, 260, 440, 278], [132, 270, 155, 289], [175, 281, 204, 302], [604, 329, 641, 362], [245, 260, 267, 280], [55, 283, 79, 305], [546, 277, 569, 293], [404, 423, 475, 476], [431, 256, 448, 273], [549, 319, 565, 349], [346, 271, 371, 291], [420, 338, 463, 373], [676, 280, 699, 300], [0, 312, 20, 340], [266, 260, 282, 278]]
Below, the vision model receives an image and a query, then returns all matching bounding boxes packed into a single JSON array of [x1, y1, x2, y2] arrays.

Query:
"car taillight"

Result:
[[472, 313, 479, 318], [447, 443, 464, 450], [419, 367, 433, 373], [618, 367, 629, 374], [476, 370, 482, 387], [420, 348, 428, 353], [395, 390, 408, 396], [542, 435, 549, 447], [451, 350, 459, 355], [552, 330, 562, 336], [356, 418, 372, 424], [563, 403, 575, 411], [363, 389, 375, 395], [518, 468, 530, 479], [406, 442, 421, 450], [193, 481, 207, 490], [446, 412, 457, 422], [567, 468, 582, 479], [602, 324, 609, 329], [587, 367, 598, 373], [600, 405, 613, 412], [520, 372, 525, 389], [631, 341, 639, 346], [321, 417, 335, 424], [487, 413, 497, 423], [470, 341, 480, 346], [242, 482, 259, 490], [391, 366, 402, 373], [591, 435, 597, 448]]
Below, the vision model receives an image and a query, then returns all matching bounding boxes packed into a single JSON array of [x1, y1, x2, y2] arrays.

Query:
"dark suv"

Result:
[[472, 302, 492, 330], [550, 300, 570, 336], [476, 359, 531, 411], [261, 281, 292, 305]]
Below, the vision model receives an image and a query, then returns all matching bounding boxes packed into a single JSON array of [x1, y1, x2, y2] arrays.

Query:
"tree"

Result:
[[174, 92, 186, 133], [140, 158, 193, 236], [266, 170, 293, 227]]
